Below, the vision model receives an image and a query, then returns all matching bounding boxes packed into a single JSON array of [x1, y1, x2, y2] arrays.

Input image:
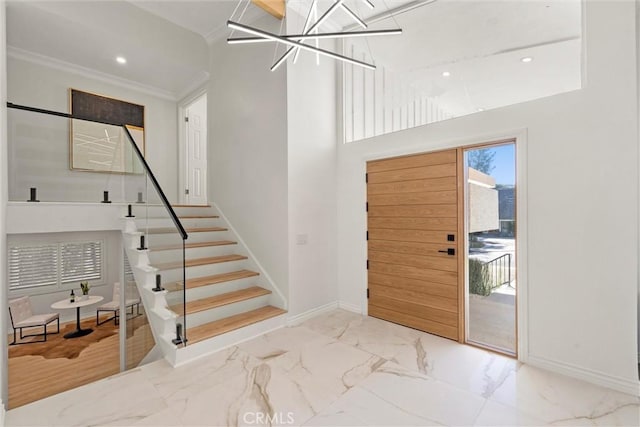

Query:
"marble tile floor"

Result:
[[6, 309, 640, 427]]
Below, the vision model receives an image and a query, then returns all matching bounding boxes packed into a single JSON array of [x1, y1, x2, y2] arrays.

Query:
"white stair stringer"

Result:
[[121, 229, 182, 364], [120, 205, 288, 367]]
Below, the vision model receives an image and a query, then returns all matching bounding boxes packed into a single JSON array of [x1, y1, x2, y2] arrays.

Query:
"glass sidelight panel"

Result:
[[465, 143, 517, 355]]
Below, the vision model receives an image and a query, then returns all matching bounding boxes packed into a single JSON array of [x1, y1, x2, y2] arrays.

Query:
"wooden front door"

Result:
[[367, 148, 462, 341]]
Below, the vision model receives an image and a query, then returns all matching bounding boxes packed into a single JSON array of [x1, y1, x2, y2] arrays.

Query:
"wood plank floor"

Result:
[[7, 311, 155, 409]]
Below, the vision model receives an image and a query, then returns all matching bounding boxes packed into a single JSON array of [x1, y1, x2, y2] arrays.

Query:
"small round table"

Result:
[[51, 295, 104, 339]]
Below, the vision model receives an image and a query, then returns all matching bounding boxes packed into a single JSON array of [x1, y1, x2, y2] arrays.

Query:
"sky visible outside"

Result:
[[481, 144, 515, 186]]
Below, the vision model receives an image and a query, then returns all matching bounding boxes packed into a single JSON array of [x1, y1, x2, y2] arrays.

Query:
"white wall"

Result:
[[637, 0, 640, 371], [0, 0, 8, 410], [286, 33, 339, 315], [7, 56, 180, 202], [338, 0, 639, 393], [208, 15, 289, 299]]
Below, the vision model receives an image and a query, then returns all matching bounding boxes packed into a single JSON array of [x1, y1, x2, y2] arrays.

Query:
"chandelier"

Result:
[[227, 0, 402, 71]]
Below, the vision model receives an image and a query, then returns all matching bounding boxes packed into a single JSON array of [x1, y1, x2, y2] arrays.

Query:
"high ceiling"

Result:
[[130, 0, 421, 41], [6, 0, 213, 99], [344, 0, 582, 117], [130, 0, 268, 43], [5, 0, 582, 113]]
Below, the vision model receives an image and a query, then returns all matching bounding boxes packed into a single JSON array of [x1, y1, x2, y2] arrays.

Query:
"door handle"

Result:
[[438, 248, 456, 256]]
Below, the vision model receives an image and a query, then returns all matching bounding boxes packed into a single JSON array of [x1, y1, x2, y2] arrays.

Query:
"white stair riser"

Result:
[[166, 276, 259, 305], [147, 231, 233, 246], [173, 207, 215, 216], [156, 259, 249, 283], [184, 294, 272, 328], [128, 205, 171, 219], [128, 205, 211, 218], [148, 244, 239, 264], [135, 217, 221, 229]]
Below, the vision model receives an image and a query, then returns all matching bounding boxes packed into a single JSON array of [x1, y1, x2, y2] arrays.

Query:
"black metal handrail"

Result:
[[486, 252, 512, 289], [6, 102, 188, 241]]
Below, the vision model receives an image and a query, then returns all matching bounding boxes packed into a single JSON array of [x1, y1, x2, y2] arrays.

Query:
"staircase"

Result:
[[122, 204, 287, 365]]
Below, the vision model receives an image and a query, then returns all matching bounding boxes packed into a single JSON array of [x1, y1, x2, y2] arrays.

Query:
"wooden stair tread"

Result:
[[153, 254, 247, 270], [172, 204, 211, 208], [171, 286, 271, 315], [165, 269, 259, 292], [179, 215, 219, 219], [186, 306, 287, 344], [150, 240, 237, 251], [147, 227, 227, 234]]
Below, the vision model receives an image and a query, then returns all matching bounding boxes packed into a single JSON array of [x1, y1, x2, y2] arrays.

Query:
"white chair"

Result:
[[96, 282, 141, 326], [8, 296, 60, 345]]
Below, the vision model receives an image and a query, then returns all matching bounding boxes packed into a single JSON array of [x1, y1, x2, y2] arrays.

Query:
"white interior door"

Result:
[[185, 94, 207, 205]]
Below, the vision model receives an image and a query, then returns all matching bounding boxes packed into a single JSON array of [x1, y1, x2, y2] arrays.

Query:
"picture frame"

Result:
[[69, 89, 145, 174]]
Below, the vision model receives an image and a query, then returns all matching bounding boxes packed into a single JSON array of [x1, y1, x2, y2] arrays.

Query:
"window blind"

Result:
[[61, 241, 102, 283], [8, 244, 58, 290], [9, 240, 103, 291]]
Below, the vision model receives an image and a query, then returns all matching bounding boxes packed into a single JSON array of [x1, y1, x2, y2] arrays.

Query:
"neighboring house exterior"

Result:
[[468, 167, 499, 234], [498, 186, 515, 236]]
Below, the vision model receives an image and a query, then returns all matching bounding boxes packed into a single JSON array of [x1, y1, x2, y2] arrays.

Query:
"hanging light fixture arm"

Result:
[[227, 20, 376, 70], [340, 4, 368, 29], [225, 0, 403, 72], [227, 28, 402, 44], [270, 0, 349, 71], [293, 0, 318, 64]]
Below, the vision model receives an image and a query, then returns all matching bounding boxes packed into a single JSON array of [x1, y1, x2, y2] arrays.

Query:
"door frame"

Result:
[[360, 129, 529, 361], [178, 88, 208, 205], [461, 139, 518, 357]]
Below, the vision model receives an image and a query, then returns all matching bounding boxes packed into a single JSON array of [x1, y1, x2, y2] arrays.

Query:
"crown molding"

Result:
[[176, 71, 210, 102], [7, 46, 179, 101]]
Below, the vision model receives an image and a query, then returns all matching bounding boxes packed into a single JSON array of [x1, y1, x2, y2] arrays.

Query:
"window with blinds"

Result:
[[8, 244, 58, 290], [61, 241, 102, 283], [9, 241, 103, 291]]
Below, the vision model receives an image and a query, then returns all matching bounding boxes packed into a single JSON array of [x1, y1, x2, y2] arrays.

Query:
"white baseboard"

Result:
[[527, 355, 640, 397], [338, 301, 362, 314], [286, 300, 364, 327], [286, 301, 339, 326]]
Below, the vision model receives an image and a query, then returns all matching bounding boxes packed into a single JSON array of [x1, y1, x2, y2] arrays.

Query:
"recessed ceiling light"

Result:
[[442, 71, 451, 77], [521, 56, 533, 63], [477, 108, 484, 112], [116, 56, 127, 64]]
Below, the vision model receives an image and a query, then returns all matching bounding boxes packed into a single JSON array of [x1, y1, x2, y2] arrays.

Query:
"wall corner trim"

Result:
[[338, 301, 362, 314], [286, 301, 339, 326]]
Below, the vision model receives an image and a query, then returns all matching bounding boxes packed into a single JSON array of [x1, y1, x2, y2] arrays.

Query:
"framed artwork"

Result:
[[69, 89, 145, 173]]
